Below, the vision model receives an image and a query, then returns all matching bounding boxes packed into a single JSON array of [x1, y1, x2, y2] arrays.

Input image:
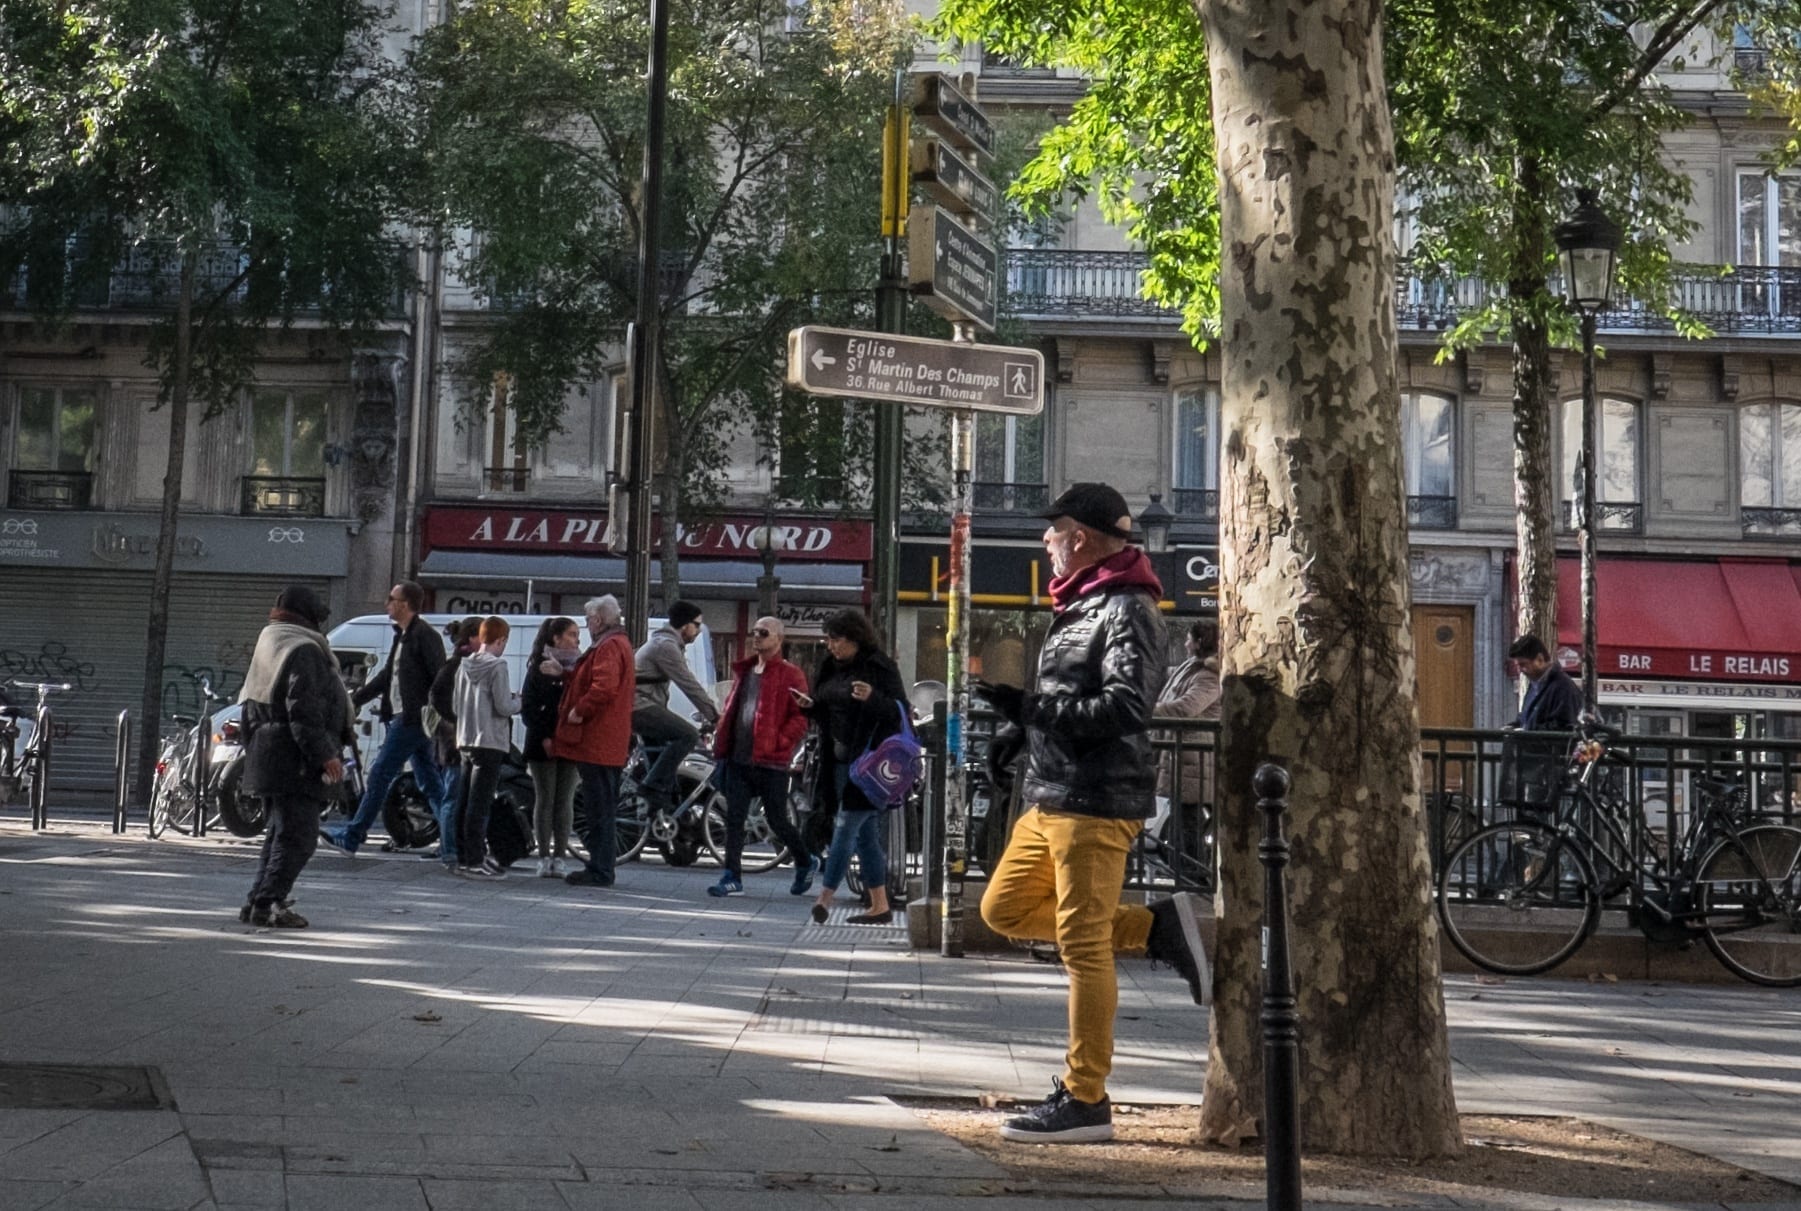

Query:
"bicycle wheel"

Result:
[[705, 796, 783, 872], [1437, 821, 1598, 976], [613, 783, 652, 863], [1696, 824, 1801, 987]]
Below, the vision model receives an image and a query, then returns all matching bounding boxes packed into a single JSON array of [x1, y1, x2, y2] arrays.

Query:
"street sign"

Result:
[[913, 74, 996, 161], [908, 204, 997, 332], [786, 326, 1044, 416], [912, 140, 997, 222]]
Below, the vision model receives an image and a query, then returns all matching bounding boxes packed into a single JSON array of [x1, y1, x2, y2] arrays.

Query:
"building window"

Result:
[[1560, 395, 1643, 532], [9, 385, 97, 509], [1402, 391, 1456, 529], [973, 411, 1045, 511], [1172, 386, 1217, 519], [1737, 171, 1801, 318], [243, 390, 327, 516], [484, 373, 527, 493], [1740, 401, 1801, 536], [777, 396, 846, 503]]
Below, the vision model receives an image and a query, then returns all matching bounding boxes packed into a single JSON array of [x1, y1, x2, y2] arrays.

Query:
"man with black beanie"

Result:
[[631, 600, 719, 813], [237, 585, 353, 927]]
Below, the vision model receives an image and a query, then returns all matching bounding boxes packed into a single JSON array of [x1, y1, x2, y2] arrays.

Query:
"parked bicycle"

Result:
[[571, 729, 727, 867], [0, 680, 72, 818], [1437, 718, 1801, 987], [149, 674, 225, 838]]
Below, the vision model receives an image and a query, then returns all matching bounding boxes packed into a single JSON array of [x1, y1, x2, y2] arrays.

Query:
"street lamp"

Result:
[[753, 514, 785, 618], [1554, 188, 1622, 713], [1139, 492, 1175, 554]]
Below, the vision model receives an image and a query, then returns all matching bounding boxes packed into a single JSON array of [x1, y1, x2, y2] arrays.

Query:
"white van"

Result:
[[326, 614, 718, 751]]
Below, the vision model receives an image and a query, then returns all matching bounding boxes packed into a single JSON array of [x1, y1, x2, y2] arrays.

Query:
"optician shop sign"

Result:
[[421, 505, 872, 562]]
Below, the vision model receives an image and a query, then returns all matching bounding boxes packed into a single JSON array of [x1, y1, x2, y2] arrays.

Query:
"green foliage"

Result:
[[410, 0, 944, 512], [0, 0, 411, 410]]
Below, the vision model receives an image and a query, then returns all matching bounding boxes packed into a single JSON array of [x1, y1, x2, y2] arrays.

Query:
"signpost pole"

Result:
[[941, 325, 977, 959], [871, 70, 908, 651]]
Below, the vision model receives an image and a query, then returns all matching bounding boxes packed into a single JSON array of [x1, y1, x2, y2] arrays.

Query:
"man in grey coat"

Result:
[[631, 601, 719, 812]]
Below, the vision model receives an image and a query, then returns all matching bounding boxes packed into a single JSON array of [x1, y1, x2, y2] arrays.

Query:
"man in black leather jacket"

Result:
[[976, 483, 1209, 1146], [238, 585, 353, 927], [322, 581, 452, 856]]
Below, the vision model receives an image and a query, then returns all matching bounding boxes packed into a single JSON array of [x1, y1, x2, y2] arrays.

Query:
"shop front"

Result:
[[415, 503, 871, 659], [1556, 554, 1801, 815], [894, 535, 1217, 685], [0, 508, 353, 795]]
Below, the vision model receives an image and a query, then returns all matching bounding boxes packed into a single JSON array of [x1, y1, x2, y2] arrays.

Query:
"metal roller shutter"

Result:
[[0, 569, 329, 797]]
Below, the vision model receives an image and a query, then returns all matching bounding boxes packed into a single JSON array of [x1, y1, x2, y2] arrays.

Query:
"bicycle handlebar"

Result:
[[3, 680, 73, 695]]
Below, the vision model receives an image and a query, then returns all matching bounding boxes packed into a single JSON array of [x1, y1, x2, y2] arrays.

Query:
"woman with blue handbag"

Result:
[[797, 609, 908, 925]]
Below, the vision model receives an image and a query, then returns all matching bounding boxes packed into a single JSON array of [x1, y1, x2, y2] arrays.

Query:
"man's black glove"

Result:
[[973, 678, 1025, 725]]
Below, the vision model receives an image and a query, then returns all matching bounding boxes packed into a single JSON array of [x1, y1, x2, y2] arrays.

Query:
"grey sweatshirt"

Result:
[[453, 651, 519, 751]]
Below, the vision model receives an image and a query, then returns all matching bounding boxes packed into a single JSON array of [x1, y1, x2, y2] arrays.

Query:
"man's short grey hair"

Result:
[[584, 595, 622, 625]]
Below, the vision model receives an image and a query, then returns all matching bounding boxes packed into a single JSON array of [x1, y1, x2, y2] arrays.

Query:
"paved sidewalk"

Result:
[[0, 818, 1798, 1210]]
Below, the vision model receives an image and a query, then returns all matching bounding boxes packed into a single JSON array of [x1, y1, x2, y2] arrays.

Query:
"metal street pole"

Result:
[[941, 326, 975, 959], [623, 0, 672, 646], [1579, 310, 1599, 713], [871, 70, 909, 650]]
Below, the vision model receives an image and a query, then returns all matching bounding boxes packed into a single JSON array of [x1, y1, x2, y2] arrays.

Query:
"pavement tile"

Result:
[[282, 1174, 427, 1211]]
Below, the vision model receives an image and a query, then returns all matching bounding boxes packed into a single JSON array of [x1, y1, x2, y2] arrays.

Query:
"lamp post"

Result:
[[1553, 189, 1622, 713], [754, 511, 783, 617], [1139, 491, 1175, 554]]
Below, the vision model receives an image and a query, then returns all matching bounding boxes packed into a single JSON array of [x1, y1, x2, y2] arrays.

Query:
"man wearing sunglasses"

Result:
[[706, 617, 810, 898]]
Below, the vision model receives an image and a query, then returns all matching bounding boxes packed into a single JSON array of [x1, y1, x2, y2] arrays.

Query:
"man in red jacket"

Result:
[[555, 595, 635, 888], [707, 616, 810, 897]]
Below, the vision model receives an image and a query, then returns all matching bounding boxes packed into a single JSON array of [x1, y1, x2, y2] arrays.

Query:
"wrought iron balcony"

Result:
[[1560, 498, 1644, 534], [1170, 487, 1218, 520], [484, 466, 530, 493], [240, 476, 326, 517], [3, 236, 408, 317], [971, 481, 1049, 512], [1741, 506, 1801, 539], [1408, 495, 1458, 530], [6, 470, 93, 510], [1004, 249, 1801, 336]]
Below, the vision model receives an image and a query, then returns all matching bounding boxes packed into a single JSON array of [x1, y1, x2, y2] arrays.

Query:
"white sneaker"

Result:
[[537, 857, 556, 878]]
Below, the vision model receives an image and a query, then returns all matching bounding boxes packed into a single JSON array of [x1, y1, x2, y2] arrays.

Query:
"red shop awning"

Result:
[[1555, 557, 1801, 683]]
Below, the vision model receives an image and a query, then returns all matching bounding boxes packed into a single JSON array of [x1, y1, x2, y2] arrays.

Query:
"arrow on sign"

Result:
[[810, 348, 836, 371]]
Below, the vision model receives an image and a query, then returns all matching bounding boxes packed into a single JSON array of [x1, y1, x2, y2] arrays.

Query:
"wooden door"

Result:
[[1414, 605, 1474, 792]]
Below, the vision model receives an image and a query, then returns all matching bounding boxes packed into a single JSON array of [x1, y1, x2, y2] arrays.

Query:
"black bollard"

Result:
[[113, 711, 131, 834], [1255, 761, 1301, 1211]]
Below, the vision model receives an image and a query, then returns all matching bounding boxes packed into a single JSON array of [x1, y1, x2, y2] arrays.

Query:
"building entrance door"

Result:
[[1414, 604, 1474, 792]]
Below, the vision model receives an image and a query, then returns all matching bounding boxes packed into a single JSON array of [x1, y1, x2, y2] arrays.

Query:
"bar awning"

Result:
[[417, 550, 865, 604], [1556, 556, 1801, 683]]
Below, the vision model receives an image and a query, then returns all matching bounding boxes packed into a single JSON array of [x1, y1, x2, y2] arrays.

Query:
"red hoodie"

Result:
[[1047, 546, 1164, 611]]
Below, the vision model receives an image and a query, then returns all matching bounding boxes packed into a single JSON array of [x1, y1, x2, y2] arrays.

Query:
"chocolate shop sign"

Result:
[[422, 505, 871, 562]]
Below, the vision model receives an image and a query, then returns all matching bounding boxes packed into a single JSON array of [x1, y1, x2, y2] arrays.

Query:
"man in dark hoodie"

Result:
[[237, 585, 353, 928], [974, 483, 1209, 1145]]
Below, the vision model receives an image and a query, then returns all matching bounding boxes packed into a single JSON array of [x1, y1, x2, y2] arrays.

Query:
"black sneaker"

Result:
[[250, 901, 309, 929], [998, 1079, 1112, 1143], [1146, 892, 1211, 1006]]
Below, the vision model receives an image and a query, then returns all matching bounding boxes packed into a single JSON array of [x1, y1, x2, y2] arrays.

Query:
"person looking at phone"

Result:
[[705, 617, 810, 899]]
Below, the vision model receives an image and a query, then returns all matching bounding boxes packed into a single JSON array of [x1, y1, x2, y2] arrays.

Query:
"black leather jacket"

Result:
[[1020, 585, 1167, 819], [352, 616, 446, 726]]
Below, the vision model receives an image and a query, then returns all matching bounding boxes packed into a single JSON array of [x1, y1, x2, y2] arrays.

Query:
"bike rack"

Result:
[[30, 705, 51, 831], [193, 718, 210, 838], [113, 710, 131, 834]]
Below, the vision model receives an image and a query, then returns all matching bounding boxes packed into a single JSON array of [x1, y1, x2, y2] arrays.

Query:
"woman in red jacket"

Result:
[[554, 595, 635, 887], [706, 616, 811, 898]]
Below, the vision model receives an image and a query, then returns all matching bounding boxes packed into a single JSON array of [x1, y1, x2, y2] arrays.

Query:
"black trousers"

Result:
[[248, 794, 323, 908], [457, 747, 504, 867], [715, 760, 806, 878]]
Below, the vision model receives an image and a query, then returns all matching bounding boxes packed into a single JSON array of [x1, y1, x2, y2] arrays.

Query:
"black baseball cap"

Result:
[[275, 584, 331, 629], [1038, 482, 1134, 540]]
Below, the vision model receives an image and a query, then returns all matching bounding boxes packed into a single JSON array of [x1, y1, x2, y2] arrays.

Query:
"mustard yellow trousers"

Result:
[[980, 806, 1153, 1104]]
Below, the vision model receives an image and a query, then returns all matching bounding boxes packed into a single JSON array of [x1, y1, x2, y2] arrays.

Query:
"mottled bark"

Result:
[[1196, 0, 1461, 1159], [1509, 156, 1559, 652]]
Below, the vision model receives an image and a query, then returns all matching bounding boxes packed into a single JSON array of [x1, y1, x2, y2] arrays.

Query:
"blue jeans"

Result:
[[338, 720, 452, 856], [821, 768, 887, 891]]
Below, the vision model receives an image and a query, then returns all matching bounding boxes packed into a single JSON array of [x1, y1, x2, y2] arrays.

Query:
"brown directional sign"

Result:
[[912, 140, 997, 222], [912, 74, 995, 161], [786, 326, 1044, 416], [908, 204, 997, 332]]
